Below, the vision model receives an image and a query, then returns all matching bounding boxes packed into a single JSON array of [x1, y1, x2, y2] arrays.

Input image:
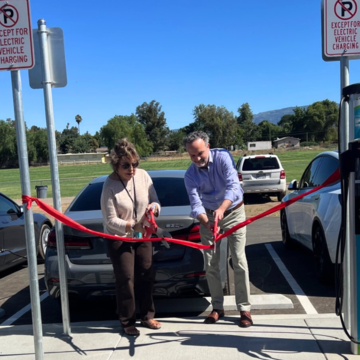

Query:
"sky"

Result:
[[0, 0, 358, 135]]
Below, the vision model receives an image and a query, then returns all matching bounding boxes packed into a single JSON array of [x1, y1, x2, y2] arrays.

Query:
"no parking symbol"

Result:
[[0, 0, 33, 70], [335, 0, 358, 20], [0, 3, 19, 27]]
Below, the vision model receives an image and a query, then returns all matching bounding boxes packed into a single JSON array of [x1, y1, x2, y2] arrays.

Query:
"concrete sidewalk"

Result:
[[0, 314, 356, 360]]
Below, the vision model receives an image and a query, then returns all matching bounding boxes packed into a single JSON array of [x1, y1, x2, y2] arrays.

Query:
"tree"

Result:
[[237, 103, 261, 143], [27, 126, 49, 163], [0, 120, 17, 167], [305, 100, 338, 142], [57, 126, 79, 154], [82, 132, 99, 152], [167, 129, 186, 152], [72, 137, 90, 153], [258, 120, 283, 142], [136, 100, 169, 152], [278, 114, 293, 134], [191, 104, 238, 149], [291, 106, 308, 140], [100, 115, 133, 152], [75, 114, 82, 134], [100, 114, 152, 156]]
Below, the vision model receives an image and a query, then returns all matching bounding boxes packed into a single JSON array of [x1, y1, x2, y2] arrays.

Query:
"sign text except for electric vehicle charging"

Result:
[[0, 0, 34, 70], [324, 0, 360, 57]]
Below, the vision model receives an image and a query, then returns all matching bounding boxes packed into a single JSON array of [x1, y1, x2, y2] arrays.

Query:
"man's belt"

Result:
[[205, 200, 244, 217]]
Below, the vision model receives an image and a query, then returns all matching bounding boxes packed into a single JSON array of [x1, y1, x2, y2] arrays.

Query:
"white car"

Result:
[[280, 151, 340, 283], [236, 154, 287, 201]]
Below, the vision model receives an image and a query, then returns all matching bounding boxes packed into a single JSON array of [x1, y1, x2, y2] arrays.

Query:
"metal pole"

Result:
[[11, 70, 44, 360], [37, 19, 71, 335], [340, 57, 351, 332]]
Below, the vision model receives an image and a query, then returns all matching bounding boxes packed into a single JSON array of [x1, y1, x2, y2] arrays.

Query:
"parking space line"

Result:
[[265, 243, 318, 315], [0, 292, 49, 326]]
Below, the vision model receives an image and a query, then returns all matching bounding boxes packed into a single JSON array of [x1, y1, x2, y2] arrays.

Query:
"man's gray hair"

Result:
[[183, 131, 209, 149]]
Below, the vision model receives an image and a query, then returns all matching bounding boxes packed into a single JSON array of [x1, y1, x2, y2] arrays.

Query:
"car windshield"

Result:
[[68, 177, 190, 212], [242, 157, 280, 171]]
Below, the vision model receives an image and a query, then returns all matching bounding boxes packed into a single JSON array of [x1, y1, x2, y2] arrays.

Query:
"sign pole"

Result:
[[36, 19, 71, 335], [11, 69, 44, 360]]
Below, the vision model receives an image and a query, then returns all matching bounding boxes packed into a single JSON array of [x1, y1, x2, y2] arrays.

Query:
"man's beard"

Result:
[[196, 160, 207, 168]]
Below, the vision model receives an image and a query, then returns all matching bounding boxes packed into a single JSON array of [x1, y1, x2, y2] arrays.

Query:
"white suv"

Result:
[[235, 154, 286, 201]]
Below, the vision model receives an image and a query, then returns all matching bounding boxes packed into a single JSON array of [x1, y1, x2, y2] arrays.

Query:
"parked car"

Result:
[[44, 170, 228, 303], [236, 154, 287, 201], [280, 151, 340, 282], [0, 192, 52, 272]]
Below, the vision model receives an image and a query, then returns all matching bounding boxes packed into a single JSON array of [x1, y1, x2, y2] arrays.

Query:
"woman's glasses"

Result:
[[120, 161, 139, 170]]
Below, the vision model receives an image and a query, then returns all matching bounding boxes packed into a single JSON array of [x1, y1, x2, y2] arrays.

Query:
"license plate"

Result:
[[257, 174, 266, 179]]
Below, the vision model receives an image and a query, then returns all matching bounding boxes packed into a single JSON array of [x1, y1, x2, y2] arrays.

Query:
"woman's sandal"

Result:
[[123, 326, 140, 336], [141, 319, 162, 329]]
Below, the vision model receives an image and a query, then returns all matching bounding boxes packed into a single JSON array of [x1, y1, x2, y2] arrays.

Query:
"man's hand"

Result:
[[214, 199, 233, 222], [213, 208, 225, 223]]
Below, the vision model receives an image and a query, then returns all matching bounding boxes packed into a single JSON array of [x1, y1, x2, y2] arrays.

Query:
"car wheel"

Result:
[[280, 211, 293, 248], [277, 191, 286, 202], [38, 224, 51, 260], [313, 225, 334, 284]]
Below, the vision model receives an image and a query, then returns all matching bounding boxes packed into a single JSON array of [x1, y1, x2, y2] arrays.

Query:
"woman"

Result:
[[100, 138, 161, 336]]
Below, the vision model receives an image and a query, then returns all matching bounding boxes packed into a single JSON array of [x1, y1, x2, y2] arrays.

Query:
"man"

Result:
[[183, 131, 252, 328]]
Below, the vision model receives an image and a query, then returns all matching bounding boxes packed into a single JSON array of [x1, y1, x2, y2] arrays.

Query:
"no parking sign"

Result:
[[0, 0, 34, 70], [322, 0, 360, 60]]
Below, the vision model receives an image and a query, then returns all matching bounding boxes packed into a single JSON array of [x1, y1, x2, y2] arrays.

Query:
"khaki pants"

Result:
[[200, 204, 251, 311]]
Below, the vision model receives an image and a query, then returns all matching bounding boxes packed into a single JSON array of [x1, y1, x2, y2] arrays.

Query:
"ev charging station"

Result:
[[338, 85, 360, 354], [322, 0, 360, 354]]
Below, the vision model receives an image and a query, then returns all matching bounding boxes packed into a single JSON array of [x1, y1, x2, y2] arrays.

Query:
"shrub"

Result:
[[301, 141, 318, 147]]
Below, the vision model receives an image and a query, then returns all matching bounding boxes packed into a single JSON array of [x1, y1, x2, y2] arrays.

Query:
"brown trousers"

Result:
[[106, 239, 155, 328]]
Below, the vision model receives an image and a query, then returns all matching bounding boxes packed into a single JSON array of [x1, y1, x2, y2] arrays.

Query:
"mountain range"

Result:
[[253, 106, 308, 125]]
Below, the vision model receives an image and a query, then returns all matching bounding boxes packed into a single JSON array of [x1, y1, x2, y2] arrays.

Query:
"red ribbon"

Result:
[[22, 169, 340, 250], [144, 208, 158, 238]]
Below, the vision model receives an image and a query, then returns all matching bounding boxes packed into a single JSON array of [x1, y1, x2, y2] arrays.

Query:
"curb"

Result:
[[154, 294, 293, 313]]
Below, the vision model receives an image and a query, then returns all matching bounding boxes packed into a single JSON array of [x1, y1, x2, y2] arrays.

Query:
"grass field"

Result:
[[0, 147, 336, 199]]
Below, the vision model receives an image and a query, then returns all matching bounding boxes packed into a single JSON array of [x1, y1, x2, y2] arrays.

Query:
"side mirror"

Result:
[[288, 180, 297, 190]]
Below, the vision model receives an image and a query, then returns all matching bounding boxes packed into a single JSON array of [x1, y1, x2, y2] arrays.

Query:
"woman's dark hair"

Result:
[[109, 138, 139, 172]]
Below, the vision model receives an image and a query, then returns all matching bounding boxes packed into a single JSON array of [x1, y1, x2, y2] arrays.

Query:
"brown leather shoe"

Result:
[[240, 311, 253, 328], [204, 309, 225, 324]]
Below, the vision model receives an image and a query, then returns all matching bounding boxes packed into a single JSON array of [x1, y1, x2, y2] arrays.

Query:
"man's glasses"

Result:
[[120, 161, 139, 170]]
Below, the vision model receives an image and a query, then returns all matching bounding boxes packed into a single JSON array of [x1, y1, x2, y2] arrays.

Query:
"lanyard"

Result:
[[117, 173, 137, 222]]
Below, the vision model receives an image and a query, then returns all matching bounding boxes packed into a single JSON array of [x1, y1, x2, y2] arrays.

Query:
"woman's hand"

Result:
[[133, 222, 144, 233], [125, 220, 135, 233], [147, 203, 159, 217]]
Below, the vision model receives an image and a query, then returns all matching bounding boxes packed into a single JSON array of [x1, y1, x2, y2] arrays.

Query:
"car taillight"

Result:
[[280, 170, 286, 179], [238, 172, 242, 181], [188, 224, 200, 241], [185, 271, 206, 278], [48, 230, 57, 248], [47, 229, 91, 249], [176, 224, 201, 242]]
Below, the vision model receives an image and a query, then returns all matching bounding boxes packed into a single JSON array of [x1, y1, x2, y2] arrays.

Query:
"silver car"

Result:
[[236, 154, 287, 201], [44, 170, 228, 303]]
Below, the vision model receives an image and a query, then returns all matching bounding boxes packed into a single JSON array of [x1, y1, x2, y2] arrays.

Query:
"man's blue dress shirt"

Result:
[[184, 148, 243, 220]]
